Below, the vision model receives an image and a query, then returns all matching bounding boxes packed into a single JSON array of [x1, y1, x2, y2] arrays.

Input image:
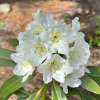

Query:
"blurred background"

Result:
[[0, 0, 100, 100]]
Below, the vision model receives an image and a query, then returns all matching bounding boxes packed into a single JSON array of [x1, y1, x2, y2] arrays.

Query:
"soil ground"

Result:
[[0, 0, 100, 100]]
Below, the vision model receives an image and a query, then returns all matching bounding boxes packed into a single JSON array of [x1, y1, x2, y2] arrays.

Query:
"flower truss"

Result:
[[11, 9, 90, 94]]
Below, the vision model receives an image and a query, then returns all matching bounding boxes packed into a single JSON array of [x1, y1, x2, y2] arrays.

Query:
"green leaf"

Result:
[[89, 76, 100, 84], [18, 97, 29, 100], [26, 92, 40, 100], [81, 94, 96, 100], [0, 94, 12, 100], [59, 14, 66, 22], [66, 87, 82, 100], [86, 66, 100, 77], [80, 75, 100, 94], [0, 48, 16, 67], [8, 39, 19, 47], [0, 72, 37, 97], [14, 87, 31, 97], [52, 80, 68, 100]]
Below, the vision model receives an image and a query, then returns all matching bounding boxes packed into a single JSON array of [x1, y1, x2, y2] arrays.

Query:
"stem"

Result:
[[41, 84, 48, 100]]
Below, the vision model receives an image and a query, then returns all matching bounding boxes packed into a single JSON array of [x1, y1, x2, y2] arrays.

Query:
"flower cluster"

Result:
[[11, 9, 90, 94]]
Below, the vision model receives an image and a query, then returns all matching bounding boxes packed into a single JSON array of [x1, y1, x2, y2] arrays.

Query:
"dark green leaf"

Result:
[[14, 87, 31, 97], [80, 75, 100, 94], [0, 94, 12, 100], [66, 87, 82, 100], [18, 97, 29, 100], [0, 48, 16, 67], [26, 92, 40, 100], [96, 94, 100, 100], [89, 76, 100, 84], [52, 80, 67, 100], [86, 66, 100, 77], [82, 94, 96, 100], [0, 72, 37, 97], [0, 58, 16, 67], [8, 39, 19, 47]]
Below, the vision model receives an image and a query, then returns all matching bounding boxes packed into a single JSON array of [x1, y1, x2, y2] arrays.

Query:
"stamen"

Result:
[[69, 53, 80, 59], [81, 35, 84, 38], [35, 48, 43, 54], [20, 61, 30, 66]]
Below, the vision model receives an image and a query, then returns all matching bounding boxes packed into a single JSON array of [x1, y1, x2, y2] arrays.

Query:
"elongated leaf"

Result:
[[18, 97, 29, 100], [14, 87, 31, 97], [0, 72, 37, 97], [0, 94, 12, 100], [52, 80, 67, 100], [8, 39, 19, 47], [66, 87, 82, 100], [89, 76, 100, 84], [26, 92, 40, 100], [81, 94, 96, 100], [86, 66, 100, 77], [0, 48, 16, 67], [80, 75, 100, 94]]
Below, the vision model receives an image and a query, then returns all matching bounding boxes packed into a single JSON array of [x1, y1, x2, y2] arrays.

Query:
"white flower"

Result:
[[22, 34, 51, 66], [25, 9, 55, 34], [37, 54, 73, 84], [67, 39, 90, 69], [39, 26, 76, 54], [11, 53, 35, 82], [60, 67, 85, 94]]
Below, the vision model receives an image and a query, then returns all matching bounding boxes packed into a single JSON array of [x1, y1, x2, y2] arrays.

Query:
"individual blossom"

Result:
[[67, 39, 90, 69], [11, 53, 35, 82], [21, 34, 51, 66], [60, 66, 85, 94], [37, 54, 73, 84], [39, 25, 76, 54], [25, 9, 55, 35]]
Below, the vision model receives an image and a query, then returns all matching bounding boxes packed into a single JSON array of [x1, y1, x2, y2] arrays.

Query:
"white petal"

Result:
[[11, 53, 24, 63], [85, 68, 91, 73], [61, 84, 68, 94], [72, 17, 80, 32], [53, 70, 65, 83], [69, 75, 81, 87], [22, 68, 34, 82], [32, 8, 41, 24], [43, 68, 52, 84], [41, 12, 54, 30]]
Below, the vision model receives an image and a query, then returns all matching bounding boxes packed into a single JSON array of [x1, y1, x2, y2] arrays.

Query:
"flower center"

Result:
[[49, 30, 60, 43], [34, 42, 44, 55], [49, 60, 61, 72]]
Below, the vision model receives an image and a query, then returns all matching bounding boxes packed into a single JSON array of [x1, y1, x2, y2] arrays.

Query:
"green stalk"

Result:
[[42, 84, 48, 100]]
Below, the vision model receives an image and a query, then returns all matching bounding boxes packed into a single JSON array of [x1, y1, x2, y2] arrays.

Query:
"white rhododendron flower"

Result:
[[11, 9, 90, 94], [39, 27, 76, 54], [60, 66, 85, 94], [25, 9, 55, 35], [67, 39, 90, 69], [11, 53, 35, 82], [37, 54, 73, 84]]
